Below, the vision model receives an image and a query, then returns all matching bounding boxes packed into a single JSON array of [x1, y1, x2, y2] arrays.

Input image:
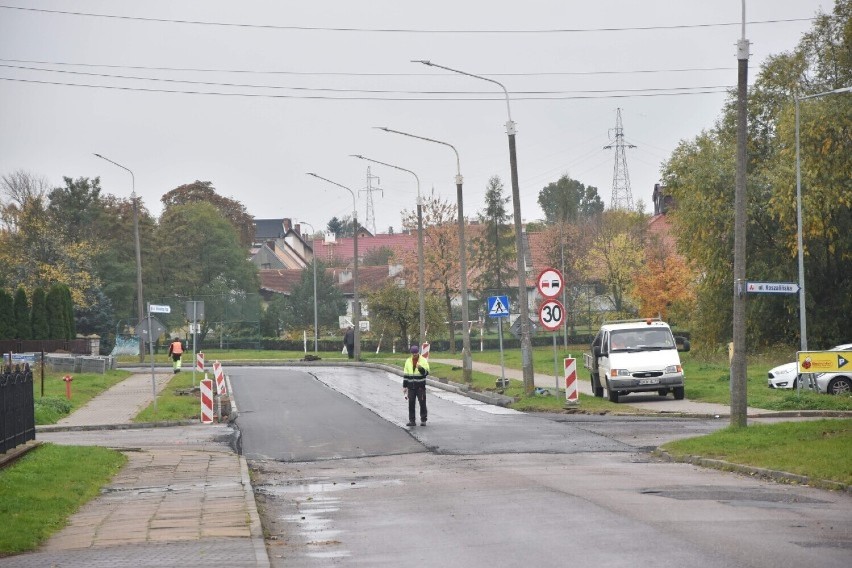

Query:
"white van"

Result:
[[584, 319, 690, 403]]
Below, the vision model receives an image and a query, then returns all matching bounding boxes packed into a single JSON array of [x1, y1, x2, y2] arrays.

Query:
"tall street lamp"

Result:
[[375, 127, 472, 383], [306, 173, 361, 360], [412, 59, 535, 393], [298, 220, 320, 353], [351, 154, 426, 348], [94, 153, 144, 363], [794, 85, 851, 353]]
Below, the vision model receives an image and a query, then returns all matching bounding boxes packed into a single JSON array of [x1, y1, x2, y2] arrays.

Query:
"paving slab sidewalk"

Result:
[[2, 373, 270, 568]]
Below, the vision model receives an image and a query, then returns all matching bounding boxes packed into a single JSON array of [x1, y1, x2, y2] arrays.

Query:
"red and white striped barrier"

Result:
[[196, 352, 205, 373], [200, 378, 214, 423], [213, 360, 227, 395], [421, 341, 430, 359], [564, 357, 579, 404]]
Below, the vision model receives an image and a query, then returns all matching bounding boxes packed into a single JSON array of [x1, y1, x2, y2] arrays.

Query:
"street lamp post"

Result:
[[351, 155, 426, 348], [306, 173, 360, 360], [299, 221, 320, 353], [794, 85, 852, 353], [375, 127, 472, 383], [412, 59, 535, 393], [94, 153, 144, 363]]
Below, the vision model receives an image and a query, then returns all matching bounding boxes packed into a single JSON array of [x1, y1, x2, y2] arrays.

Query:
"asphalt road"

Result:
[[229, 366, 852, 568]]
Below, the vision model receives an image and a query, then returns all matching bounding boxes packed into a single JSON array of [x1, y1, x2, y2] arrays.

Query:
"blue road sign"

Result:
[[487, 295, 510, 318]]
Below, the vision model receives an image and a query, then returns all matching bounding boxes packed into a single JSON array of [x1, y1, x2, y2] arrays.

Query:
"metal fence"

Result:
[[0, 339, 90, 355], [0, 364, 35, 454]]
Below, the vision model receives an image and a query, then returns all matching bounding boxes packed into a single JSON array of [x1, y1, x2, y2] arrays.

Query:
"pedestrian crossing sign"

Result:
[[487, 295, 510, 318]]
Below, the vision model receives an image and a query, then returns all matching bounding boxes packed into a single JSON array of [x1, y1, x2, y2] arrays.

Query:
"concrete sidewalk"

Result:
[[2, 372, 270, 568]]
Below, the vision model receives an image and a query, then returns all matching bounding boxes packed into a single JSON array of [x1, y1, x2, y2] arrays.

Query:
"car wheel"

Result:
[[673, 386, 685, 400], [592, 374, 604, 398], [657, 388, 668, 397], [607, 382, 620, 403], [827, 377, 852, 395]]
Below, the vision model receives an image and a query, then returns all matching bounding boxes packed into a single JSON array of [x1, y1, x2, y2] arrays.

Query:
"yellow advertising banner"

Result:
[[797, 351, 851, 374]]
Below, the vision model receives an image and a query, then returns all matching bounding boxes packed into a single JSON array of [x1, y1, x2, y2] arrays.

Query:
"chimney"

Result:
[[282, 218, 292, 233]]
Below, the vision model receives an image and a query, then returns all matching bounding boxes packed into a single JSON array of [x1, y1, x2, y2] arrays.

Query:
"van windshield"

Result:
[[610, 329, 675, 352]]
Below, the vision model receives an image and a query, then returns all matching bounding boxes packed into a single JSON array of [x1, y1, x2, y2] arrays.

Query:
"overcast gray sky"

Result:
[[0, 0, 831, 234]]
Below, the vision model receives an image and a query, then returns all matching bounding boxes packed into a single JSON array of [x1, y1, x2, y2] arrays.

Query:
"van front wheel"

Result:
[[607, 383, 620, 403], [673, 386, 685, 400]]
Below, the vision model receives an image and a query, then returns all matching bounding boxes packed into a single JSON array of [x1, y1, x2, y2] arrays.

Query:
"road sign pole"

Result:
[[553, 332, 559, 396], [192, 301, 197, 387], [147, 302, 157, 412], [498, 320, 506, 387]]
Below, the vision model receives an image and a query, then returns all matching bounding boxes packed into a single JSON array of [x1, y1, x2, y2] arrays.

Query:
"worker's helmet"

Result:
[[410, 345, 420, 354]]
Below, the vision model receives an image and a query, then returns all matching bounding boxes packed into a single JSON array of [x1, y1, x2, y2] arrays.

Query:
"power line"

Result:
[[0, 58, 735, 77], [0, 63, 734, 95], [0, 76, 732, 100], [0, 4, 813, 34]]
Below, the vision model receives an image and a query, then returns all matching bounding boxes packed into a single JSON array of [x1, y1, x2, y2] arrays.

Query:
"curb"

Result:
[[654, 449, 851, 493], [240, 455, 272, 567], [36, 419, 197, 434]]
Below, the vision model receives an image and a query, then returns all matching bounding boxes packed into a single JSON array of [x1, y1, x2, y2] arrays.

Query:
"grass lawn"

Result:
[[33, 369, 132, 424], [662, 419, 852, 486], [0, 444, 126, 555]]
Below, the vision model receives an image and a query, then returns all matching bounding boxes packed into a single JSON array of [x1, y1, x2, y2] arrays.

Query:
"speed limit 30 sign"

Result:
[[538, 299, 565, 331]]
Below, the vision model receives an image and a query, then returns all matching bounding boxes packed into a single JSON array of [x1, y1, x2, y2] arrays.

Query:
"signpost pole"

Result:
[[147, 303, 157, 412], [553, 332, 559, 396], [192, 301, 198, 387], [487, 295, 510, 388], [498, 318, 506, 387]]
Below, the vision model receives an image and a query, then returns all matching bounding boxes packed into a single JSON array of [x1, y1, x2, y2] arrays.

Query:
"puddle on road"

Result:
[[259, 477, 403, 495], [258, 478, 402, 563]]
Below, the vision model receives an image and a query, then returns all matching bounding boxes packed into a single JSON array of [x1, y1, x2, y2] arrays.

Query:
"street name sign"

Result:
[[149, 304, 172, 313], [746, 282, 800, 294]]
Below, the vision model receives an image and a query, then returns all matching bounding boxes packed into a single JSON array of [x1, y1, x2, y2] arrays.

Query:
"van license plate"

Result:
[[639, 378, 659, 385]]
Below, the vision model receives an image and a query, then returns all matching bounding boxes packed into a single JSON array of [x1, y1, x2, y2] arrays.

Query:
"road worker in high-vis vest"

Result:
[[167, 337, 184, 373], [402, 344, 430, 427]]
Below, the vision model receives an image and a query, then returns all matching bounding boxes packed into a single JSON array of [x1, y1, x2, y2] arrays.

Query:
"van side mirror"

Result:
[[593, 346, 601, 358], [675, 336, 691, 352]]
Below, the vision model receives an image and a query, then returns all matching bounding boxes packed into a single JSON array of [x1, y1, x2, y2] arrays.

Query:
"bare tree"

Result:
[[0, 170, 50, 231]]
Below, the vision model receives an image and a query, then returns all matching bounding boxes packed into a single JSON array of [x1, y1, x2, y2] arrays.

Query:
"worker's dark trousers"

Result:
[[408, 383, 427, 422]]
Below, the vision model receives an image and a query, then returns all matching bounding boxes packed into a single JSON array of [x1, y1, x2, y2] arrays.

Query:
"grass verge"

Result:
[[0, 444, 126, 555], [134, 371, 201, 423], [661, 419, 852, 486]]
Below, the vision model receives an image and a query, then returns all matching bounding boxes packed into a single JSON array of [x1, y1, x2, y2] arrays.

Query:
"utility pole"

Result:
[[360, 166, 382, 235], [603, 108, 637, 210], [731, 1, 750, 428]]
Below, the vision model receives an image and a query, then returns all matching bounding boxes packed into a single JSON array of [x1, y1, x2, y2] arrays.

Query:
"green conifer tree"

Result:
[[13, 287, 31, 339]]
